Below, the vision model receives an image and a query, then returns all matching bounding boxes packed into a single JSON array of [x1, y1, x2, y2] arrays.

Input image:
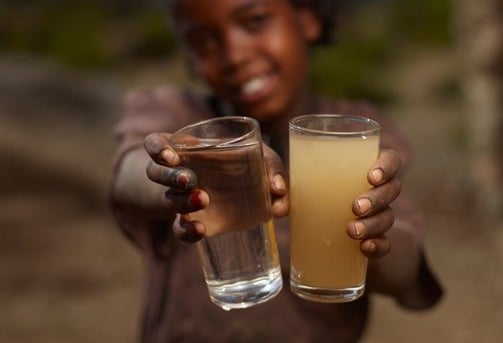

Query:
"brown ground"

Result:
[[0, 48, 502, 343]]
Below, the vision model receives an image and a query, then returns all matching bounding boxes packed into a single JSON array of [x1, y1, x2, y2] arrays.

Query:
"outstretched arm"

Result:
[[347, 149, 442, 309]]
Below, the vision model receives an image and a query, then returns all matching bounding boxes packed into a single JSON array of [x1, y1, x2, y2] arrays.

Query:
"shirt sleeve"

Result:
[[108, 86, 211, 258], [319, 97, 444, 309], [395, 251, 444, 309]]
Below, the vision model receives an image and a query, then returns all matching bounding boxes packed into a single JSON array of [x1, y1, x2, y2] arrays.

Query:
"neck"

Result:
[[264, 87, 316, 134], [209, 87, 319, 160], [261, 90, 319, 160]]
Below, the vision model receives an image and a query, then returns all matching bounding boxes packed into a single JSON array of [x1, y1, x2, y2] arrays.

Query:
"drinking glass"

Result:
[[169, 116, 282, 310], [289, 114, 380, 302]]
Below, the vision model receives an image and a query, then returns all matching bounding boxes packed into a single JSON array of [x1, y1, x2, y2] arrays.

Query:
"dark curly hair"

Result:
[[290, 0, 338, 44], [161, 0, 337, 45]]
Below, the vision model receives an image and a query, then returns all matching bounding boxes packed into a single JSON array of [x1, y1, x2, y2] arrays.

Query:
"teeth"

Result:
[[242, 76, 267, 95]]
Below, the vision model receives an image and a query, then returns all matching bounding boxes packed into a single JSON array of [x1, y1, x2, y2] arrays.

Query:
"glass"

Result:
[[288, 114, 380, 303], [169, 116, 282, 310]]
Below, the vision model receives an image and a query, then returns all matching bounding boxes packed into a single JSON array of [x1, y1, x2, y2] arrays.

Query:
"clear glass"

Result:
[[170, 116, 282, 310], [288, 114, 381, 303]]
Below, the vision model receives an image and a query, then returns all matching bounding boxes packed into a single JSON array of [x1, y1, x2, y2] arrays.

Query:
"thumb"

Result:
[[262, 144, 289, 217]]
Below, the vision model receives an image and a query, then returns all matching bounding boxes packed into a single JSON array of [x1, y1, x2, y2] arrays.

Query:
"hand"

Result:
[[346, 149, 401, 259], [144, 132, 289, 243], [144, 132, 208, 243], [263, 144, 289, 218]]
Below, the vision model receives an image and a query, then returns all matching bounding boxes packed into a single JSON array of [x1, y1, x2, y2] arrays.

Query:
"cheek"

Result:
[[190, 57, 220, 85], [192, 59, 232, 102], [195, 66, 213, 84], [266, 29, 309, 83]]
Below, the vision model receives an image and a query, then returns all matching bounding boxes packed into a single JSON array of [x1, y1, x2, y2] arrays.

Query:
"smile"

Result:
[[236, 73, 275, 103], [242, 75, 269, 94]]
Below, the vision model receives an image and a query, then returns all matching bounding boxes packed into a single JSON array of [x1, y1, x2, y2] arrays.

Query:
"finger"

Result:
[[144, 132, 180, 166], [271, 175, 289, 217], [161, 188, 209, 214], [353, 178, 401, 217], [173, 214, 206, 244], [263, 144, 289, 217], [360, 237, 391, 259], [146, 161, 197, 190], [263, 144, 288, 196], [347, 207, 394, 239], [368, 149, 401, 186]]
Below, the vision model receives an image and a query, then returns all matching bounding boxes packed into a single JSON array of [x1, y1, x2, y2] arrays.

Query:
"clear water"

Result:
[[197, 221, 283, 310]]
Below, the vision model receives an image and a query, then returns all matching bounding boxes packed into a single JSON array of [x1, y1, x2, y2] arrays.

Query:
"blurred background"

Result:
[[0, 0, 502, 342]]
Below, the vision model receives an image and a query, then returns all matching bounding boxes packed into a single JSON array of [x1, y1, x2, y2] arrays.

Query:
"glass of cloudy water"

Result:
[[169, 116, 282, 310], [289, 114, 380, 303]]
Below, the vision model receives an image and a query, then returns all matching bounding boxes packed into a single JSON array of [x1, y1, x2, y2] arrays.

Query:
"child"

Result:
[[110, 0, 443, 341]]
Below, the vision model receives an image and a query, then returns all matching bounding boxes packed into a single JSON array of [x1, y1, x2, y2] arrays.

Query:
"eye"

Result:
[[243, 13, 271, 32], [186, 31, 218, 56]]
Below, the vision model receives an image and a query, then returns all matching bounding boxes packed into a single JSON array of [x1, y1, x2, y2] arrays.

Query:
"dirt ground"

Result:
[[0, 48, 502, 343]]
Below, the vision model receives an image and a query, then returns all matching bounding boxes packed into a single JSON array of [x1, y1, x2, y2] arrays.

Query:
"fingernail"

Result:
[[190, 191, 202, 207], [273, 174, 286, 192], [353, 221, 367, 238], [366, 241, 376, 254], [161, 149, 176, 163], [176, 171, 189, 189], [357, 198, 371, 214], [370, 168, 384, 183], [176, 170, 197, 190]]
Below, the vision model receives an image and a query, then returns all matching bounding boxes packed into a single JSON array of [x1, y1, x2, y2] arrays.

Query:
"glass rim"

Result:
[[289, 114, 381, 137], [169, 116, 259, 151]]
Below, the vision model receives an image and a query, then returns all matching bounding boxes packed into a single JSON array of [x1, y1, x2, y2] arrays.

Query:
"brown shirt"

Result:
[[110, 86, 442, 343]]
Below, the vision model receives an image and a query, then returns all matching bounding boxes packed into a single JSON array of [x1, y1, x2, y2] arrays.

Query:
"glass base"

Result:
[[208, 271, 283, 311], [290, 281, 365, 303]]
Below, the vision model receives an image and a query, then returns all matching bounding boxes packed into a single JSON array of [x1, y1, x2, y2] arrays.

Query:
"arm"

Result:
[[113, 146, 171, 219], [143, 132, 289, 243], [109, 86, 209, 254], [347, 149, 443, 309], [110, 145, 177, 256], [370, 193, 443, 309], [111, 87, 289, 246]]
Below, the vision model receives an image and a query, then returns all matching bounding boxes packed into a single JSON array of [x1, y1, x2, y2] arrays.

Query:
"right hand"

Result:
[[145, 132, 209, 243], [144, 132, 289, 243]]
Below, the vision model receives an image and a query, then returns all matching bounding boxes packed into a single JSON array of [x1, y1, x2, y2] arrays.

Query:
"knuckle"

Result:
[[146, 160, 158, 180], [144, 133, 156, 148], [161, 166, 178, 183], [364, 206, 394, 235], [387, 148, 400, 161], [144, 133, 163, 156], [379, 149, 401, 177], [160, 193, 175, 209], [382, 208, 395, 231], [372, 187, 390, 208], [396, 179, 402, 193]]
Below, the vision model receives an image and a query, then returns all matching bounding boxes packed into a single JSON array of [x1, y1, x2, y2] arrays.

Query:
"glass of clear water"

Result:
[[169, 116, 283, 310]]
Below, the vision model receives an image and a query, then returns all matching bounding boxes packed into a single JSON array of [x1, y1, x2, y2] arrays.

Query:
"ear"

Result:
[[298, 7, 322, 43]]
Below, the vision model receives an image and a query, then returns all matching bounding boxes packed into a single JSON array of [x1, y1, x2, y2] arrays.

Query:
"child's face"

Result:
[[173, 0, 321, 123]]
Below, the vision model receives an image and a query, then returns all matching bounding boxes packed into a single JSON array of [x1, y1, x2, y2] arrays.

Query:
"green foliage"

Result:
[[388, 0, 453, 46], [309, 0, 453, 104], [130, 10, 176, 59], [309, 35, 394, 104], [0, 1, 176, 69], [45, 5, 113, 68], [431, 76, 463, 101], [0, 0, 453, 83]]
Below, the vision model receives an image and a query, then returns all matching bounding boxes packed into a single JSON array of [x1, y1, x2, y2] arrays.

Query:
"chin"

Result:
[[242, 110, 279, 125], [237, 100, 287, 124]]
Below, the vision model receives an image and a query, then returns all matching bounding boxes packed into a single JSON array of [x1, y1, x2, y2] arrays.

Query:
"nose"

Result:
[[220, 30, 251, 70]]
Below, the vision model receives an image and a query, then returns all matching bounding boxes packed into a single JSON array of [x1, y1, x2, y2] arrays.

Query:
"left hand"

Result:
[[346, 149, 402, 258]]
